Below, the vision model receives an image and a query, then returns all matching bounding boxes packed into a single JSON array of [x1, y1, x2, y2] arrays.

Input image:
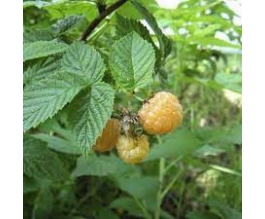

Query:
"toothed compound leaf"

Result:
[[131, 0, 172, 60], [51, 15, 85, 36], [23, 57, 61, 86], [69, 82, 115, 152], [23, 42, 107, 131], [43, 1, 97, 21], [23, 29, 54, 44], [62, 42, 106, 83], [23, 71, 86, 131], [116, 14, 153, 44], [109, 32, 155, 91], [115, 14, 160, 67], [23, 41, 68, 62]]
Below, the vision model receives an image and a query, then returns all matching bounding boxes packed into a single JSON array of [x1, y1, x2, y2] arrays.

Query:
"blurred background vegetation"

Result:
[[23, 0, 242, 218]]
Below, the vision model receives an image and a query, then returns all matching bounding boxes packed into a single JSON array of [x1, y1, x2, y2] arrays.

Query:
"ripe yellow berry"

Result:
[[116, 135, 149, 164], [93, 119, 121, 152], [138, 91, 183, 134]]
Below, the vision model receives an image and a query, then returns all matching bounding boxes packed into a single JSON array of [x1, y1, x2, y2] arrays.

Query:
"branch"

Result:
[[80, 0, 128, 41], [96, 2, 106, 14]]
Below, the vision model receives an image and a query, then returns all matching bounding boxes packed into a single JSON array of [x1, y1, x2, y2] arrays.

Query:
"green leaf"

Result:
[[38, 118, 74, 141], [23, 57, 61, 86], [24, 42, 107, 131], [51, 15, 85, 36], [97, 208, 119, 219], [213, 1, 236, 19], [72, 154, 118, 177], [32, 188, 53, 219], [224, 124, 242, 145], [208, 199, 242, 219], [161, 34, 172, 60], [69, 82, 115, 151], [109, 197, 143, 216], [195, 145, 225, 158], [109, 197, 173, 219], [114, 0, 158, 19], [115, 15, 161, 73], [109, 196, 174, 219], [115, 14, 153, 43], [188, 37, 241, 49], [23, 136, 67, 180], [144, 129, 202, 161], [109, 32, 155, 91], [215, 73, 242, 93], [43, 1, 97, 21], [32, 133, 82, 155], [23, 30, 54, 44], [131, 0, 172, 60], [23, 1, 49, 9], [72, 153, 140, 178], [114, 1, 144, 19], [160, 211, 175, 219], [23, 176, 40, 194], [112, 176, 158, 200], [23, 71, 86, 131], [193, 24, 221, 38], [23, 41, 68, 62], [187, 211, 221, 219], [62, 42, 106, 83], [194, 125, 242, 147], [192, 15, 240, 30]]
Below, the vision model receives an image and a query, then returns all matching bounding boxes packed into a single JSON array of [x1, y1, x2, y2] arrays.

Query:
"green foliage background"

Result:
[[23, 0, 242, 218]]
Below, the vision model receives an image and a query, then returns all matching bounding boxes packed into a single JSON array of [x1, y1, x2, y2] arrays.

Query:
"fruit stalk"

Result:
[[155, 157, 165, 219]]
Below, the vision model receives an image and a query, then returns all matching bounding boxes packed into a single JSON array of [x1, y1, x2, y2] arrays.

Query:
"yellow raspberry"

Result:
[[138, 91, 183, 134], [116, 135, 149, 164], [93, 119, 121, 152]]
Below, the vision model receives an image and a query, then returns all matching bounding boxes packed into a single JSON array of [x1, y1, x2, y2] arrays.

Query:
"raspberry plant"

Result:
[[24, 0, 242, 219]]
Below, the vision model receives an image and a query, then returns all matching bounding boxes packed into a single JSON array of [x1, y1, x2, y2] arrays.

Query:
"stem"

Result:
[[161, 170, 182, 199], [164, 156, 183, 173], [155, 158, 165, 219], [87, 19, 109, 42], [133, 196, 151, 219], [80, 0, 128, 41], [190, 107, 194, 131], [156, 135, 163, 145], [154, 157, 182, 219], [176, 182, 188, 219], [134, 94, 144, 102]]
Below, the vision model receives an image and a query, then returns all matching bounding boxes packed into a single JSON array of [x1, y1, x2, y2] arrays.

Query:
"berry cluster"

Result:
[[93, 91, 183, 164]]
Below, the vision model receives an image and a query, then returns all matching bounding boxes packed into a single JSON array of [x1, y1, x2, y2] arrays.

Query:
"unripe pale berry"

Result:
[[116, 135, 149, 164], [138, 91, 183, 134], [93, 119, 121, 152]]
